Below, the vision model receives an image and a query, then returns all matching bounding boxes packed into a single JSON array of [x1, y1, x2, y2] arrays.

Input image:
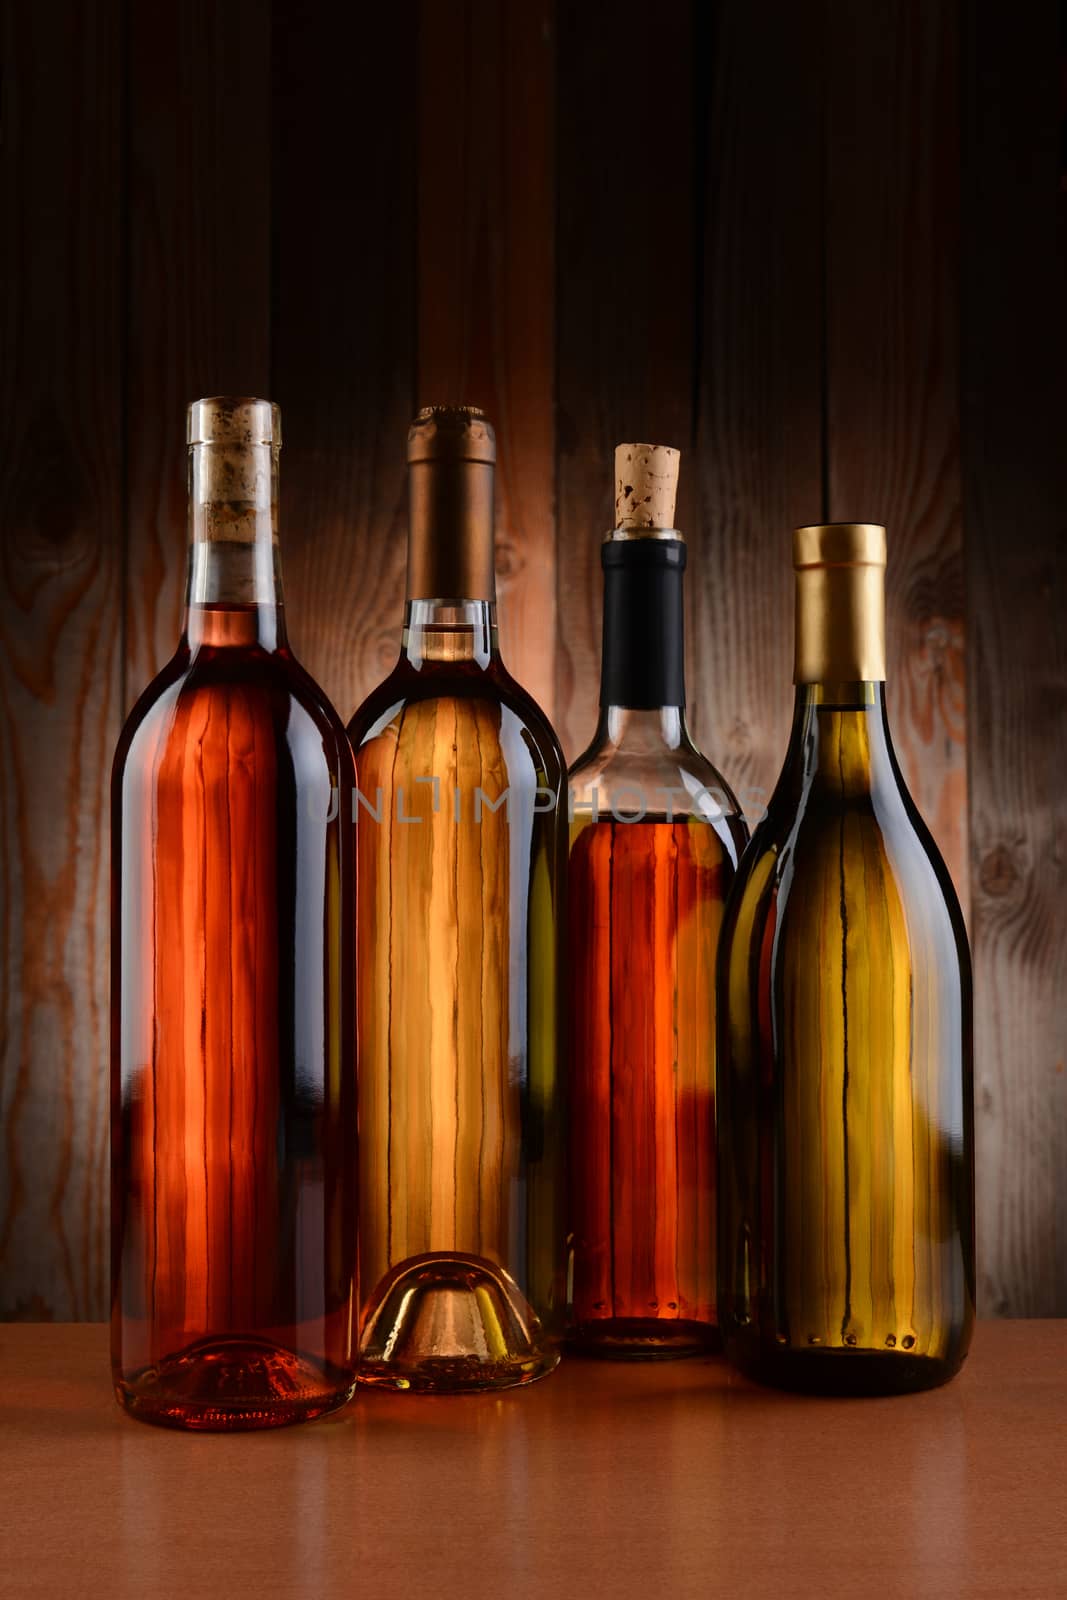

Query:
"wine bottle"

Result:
[[111, 398, 357, 1429], [348, 405, 566, 1392], [567, 444, 748, 1358], [716, 522, 975, 1394]]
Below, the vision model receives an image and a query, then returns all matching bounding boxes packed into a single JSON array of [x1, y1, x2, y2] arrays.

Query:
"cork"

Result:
[[614, 442, 680, 531], [187, 397, 279, 450], [187, 397, 279, 544]]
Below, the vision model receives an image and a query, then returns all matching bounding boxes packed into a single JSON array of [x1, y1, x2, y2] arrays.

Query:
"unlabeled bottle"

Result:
[[717, 522, 974, 1394], [348, 405, 566, 1392], [111, 398, 357, 1429], [567, 444, 748, 1358]]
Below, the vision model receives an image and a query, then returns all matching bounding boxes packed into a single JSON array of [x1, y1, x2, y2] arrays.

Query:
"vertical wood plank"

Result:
[[125, 0, 272, 695], [417, 0, 556, 719], [825, 0, 969, 917], [555, 0, 698, 761], [271, 1, 416, 722], [0, 0, 124, 1318], [693, 2, 825, 811], [963, 2, 1067, 1315]]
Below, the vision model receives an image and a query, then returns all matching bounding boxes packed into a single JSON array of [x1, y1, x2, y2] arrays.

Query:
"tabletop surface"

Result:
[[2, 1321, 1065, 1600]]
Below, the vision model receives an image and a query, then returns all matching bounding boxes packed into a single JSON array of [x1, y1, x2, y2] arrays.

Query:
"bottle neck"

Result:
[[588, 704, 691, 754], [407, 454, 496, 605], [794, 557, 885, 683], [788, 682, 898, 797], [599, 539, 686, 719], [183, 438, 286, 651], [400, 599, 499, 670]]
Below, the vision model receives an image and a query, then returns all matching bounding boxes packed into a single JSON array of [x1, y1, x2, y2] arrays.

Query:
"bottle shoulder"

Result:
[[114, 645, 353, 787], [491, 659, 566, 770], [570, 736, 743, 815], [348, 660, 565, 787], [570, 734, 733, 787], [726, 774, 969, 969], [569, 736, 747, 864]]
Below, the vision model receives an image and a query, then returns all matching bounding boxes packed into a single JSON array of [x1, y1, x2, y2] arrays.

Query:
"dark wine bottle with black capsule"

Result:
[[716, 523, 974, 1394], [567, 444, 747, 1358]]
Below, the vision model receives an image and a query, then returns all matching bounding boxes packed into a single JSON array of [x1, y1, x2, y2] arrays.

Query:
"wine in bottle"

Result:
[[111, 398, 357, 1429], [348, 406, 566, 1392], [567, 444, 748, 1358], [716, 522, 974, 1394]]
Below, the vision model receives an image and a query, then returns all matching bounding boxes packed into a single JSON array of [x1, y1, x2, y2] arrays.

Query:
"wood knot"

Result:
[[8, 410, 92, 573], [495, 538, 522, 582], [373, 629, 396, 673], [979, 844, 1020, 898], [727, 717, 751, 757]]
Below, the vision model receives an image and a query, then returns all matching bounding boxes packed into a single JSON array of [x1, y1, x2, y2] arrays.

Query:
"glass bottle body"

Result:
[[349, 602, 566, 1392], [112, 407, 357, 1430], [716, 683, 975, 1394], [568, 708, 747, 1356]]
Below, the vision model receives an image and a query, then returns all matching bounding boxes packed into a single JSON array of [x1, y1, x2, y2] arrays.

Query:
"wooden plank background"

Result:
[[962, 0, 1067, 1317], [0, 0, 124, 1320], [0, 0, 1063, 1321]]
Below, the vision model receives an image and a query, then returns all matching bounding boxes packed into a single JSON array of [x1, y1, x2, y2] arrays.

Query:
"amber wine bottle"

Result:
[[567, 444, 747, 1358], [717, 522, 975, 1394], [348, 406, 566, 1392], [111, 399, 357, 1428]]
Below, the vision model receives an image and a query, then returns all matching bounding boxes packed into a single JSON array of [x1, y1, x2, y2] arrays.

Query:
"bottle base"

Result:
[[115, 1336, 357, 1430], [358, 1348, 560, 1395], [567, 1316, 720, 1361], [360, 1251, 558, 1394], [722, 1335, 968, 1397]]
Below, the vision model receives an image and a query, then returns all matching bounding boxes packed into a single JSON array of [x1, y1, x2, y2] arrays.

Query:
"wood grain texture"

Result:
[[417, 0, 556, 719], [963, 1, 1067, 1316], [270, 1, 416, 724], [125, 0, 272, 694], [693, 1, 824, 814], [0, 1, 124, 1318], [1, 4, 1065, 1325], [555, 0, 698, 762], [825, 0, 969, 916], [5, 1322, 1067, 1599]]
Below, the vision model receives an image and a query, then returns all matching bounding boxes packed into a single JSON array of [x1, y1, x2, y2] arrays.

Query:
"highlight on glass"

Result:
[[347, 406, 567, 1393], [715, 523, 975, 1395], [111, 398, 358, 1429], [567, 443, 747, 1359]]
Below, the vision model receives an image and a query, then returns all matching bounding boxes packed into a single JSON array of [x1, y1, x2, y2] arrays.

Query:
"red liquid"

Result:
[[568, 817, 736, 1356], [111, 607, 356, 1428]]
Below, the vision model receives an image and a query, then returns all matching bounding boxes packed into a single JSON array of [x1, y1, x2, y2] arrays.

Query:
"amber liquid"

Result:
[[568, 816, 739, 1356], [111, 605, 357, 1428], [349, 615, 566, 1391]]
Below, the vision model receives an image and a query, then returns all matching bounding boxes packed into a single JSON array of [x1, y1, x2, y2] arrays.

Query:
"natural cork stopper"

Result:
[[187, 397, 279, 544], [614, 442, 680, 531], [187, 396, 279, 450]]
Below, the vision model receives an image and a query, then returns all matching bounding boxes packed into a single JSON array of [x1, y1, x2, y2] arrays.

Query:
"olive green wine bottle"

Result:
[[716, 523, 974, 1395]]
